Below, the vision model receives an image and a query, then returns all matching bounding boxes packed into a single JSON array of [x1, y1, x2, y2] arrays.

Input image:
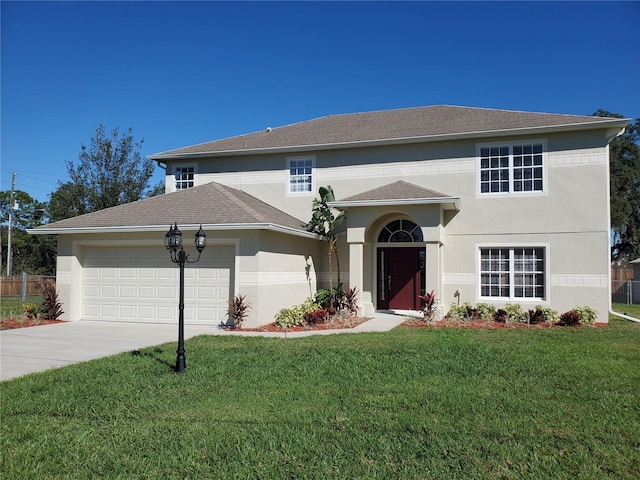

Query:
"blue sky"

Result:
[[2, 1, 639, 203]]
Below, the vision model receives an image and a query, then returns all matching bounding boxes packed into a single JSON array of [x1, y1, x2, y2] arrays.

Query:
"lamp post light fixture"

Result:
[[165, 222, 207, 373]]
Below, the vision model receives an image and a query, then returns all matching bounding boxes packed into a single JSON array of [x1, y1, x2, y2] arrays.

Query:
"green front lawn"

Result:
[[2, 320, 639, 478], [612, 302, 640, 320]]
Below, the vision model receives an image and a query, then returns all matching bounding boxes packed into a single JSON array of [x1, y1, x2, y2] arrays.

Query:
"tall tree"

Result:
[[48, 125, 159, 222], [1, 190, 56, 275], [306, 185, 346, 299], [594, 110, 640, 260]]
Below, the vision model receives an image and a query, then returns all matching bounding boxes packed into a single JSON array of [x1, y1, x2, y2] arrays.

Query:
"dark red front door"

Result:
[[377, 247, 422, 310]]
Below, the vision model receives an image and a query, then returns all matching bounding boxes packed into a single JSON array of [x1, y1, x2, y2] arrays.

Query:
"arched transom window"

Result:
[[378, 219, 423, 243]]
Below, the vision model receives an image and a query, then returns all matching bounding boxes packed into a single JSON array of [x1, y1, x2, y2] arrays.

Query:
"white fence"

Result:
[[612, 280, 640, 304]]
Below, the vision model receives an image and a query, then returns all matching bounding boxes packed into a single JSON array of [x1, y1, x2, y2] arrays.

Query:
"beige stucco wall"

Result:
[[161, 128, 613, 322], [235, 230, 323, 327]]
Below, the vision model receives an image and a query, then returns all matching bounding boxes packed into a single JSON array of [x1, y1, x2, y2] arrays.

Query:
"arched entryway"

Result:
[[376, 219, 425, 310]]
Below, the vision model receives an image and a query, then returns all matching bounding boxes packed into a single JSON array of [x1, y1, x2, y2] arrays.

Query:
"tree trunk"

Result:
[[333, 238, 341, 285]]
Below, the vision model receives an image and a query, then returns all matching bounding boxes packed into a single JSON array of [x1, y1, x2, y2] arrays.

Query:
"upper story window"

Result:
[[480, 247, 546, 300], [288, 156, 314, 194], [174, 165, 195, 190], [378, 219, 423, 242], [479, 142, 545, 194]]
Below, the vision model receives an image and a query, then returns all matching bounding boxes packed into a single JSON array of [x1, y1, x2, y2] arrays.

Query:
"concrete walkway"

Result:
[[0, 312, 406, 381]]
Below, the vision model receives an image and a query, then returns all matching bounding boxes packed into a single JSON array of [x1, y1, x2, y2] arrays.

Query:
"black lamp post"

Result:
[[165, 223, 207, 373]]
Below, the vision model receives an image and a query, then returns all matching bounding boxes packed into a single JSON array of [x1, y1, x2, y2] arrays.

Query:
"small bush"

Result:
[[493, 309, 508, 323], [338, 286, 359, 315], [227, 294, 251, 328], [572, 306, 598, 325], [41, 287, 64, 321], [275, 298, 320, 328], [528, 306, 558, 324], [315, 283, 346, 310], [557, 310, 582, 326], [22, 303, 40, 321], [304, 307, 336, 325], [504, 303, 527, 323], [475, 303, 496, 320], [447, 302, 473, 320], [419, 290, 439, 322]]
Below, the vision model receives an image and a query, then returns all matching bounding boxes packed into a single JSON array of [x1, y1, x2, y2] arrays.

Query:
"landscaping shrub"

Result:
[[227, 294, 251, 328], [418, 290, 439, 322], [504, 303, 527, 323], [338, 286, 359, 315], [556, 306, 597, 327], [303, 307, 336, 325], [475, 303, 496, 320], [275, 298, 320, 328], [315, 283, 346, 309], [493, 309, 508, 323], [447, 302, 473, 320], [22, 303, 40, 321], [41, 287, 64, 321], [572, 306, 598, 325], [316, 284, 360, 316], [528, 306, 558, 324], [557, 310, 582, 326]]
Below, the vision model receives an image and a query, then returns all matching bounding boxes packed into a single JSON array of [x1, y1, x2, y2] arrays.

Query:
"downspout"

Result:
[[607, 127, 640, 322]]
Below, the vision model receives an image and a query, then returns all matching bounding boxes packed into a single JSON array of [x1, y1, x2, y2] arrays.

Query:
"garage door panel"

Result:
[[101, 286, 118, 298], [82, 246, 234, 324]]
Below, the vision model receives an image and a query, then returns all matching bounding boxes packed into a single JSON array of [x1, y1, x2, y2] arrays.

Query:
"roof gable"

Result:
[[329, 180, 461, 211], [31, 182, 308, 235], [150, 105, 630, 159], [340, 181, 450, 202]]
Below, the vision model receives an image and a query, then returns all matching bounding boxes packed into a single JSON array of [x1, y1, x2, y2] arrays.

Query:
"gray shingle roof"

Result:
[[31, 182, 308, 234], [339, 181, 451, 202], [150, 105, 629, 158], [329, 181, 461, 211]]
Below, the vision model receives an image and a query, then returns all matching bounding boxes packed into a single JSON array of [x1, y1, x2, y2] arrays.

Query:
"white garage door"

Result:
[[82, 245, 235, 324]]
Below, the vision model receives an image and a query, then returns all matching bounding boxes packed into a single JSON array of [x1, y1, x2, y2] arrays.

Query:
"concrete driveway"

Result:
[[1, 313, 405, 381], [0, 321, 223, 381]]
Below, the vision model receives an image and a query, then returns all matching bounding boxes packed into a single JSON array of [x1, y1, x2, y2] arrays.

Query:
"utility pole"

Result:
[[6, 172, 16, 276]]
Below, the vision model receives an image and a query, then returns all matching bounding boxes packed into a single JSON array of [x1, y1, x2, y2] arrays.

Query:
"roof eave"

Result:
[[28, 223, 315, 238], [328, 197, 461, 211], [148, 118, 631, 161]]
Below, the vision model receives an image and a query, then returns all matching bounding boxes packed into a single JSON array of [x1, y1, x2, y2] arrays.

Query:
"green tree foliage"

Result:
[[48, 125, 161, 222], [306, 186, 346, 299], [594, 110, 640, 260], [0, 190, 56, 274]]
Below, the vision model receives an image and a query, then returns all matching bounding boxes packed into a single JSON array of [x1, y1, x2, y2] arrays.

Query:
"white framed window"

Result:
[[479, 247, 546, 300], [174, 164, 195, 190], [287, 156, 314, 194], [479, 141, 546, 194]]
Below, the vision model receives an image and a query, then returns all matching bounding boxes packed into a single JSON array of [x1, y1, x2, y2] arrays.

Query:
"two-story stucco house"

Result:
[[32, 105, 630, 327]]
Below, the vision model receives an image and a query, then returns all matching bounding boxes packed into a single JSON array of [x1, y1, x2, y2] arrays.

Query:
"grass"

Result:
[[2, 320, 639, 478], [612, 302, 640, 320], [0, 295, 42, 316]]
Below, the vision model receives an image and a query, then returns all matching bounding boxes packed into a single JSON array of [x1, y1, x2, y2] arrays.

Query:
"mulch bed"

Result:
[[401, 318, 608, 329], [231, 317, 369, 333], [0, 318, 65, 330]]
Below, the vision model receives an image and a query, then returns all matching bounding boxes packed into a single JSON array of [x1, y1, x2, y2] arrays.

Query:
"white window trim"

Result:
[[171, 163, 197, 193], [476, 243, 551, 303], [476, 139, 548, 197], [286, 155, 315, 196]]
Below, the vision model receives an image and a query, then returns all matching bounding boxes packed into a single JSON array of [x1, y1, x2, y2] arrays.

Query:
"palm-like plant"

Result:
[[306, 186, 346, 305]]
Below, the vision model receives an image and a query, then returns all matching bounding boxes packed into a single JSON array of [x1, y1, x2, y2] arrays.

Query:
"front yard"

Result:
[[1, 318, 639, 478]]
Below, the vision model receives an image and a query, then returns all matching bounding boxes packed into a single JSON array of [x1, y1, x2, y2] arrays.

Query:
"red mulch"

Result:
[[0, 318, 65, 330], [233, 317, 369, 333]]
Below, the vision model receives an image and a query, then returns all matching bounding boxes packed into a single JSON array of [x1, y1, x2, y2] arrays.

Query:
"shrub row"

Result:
[[446, 302, 598, 326]]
